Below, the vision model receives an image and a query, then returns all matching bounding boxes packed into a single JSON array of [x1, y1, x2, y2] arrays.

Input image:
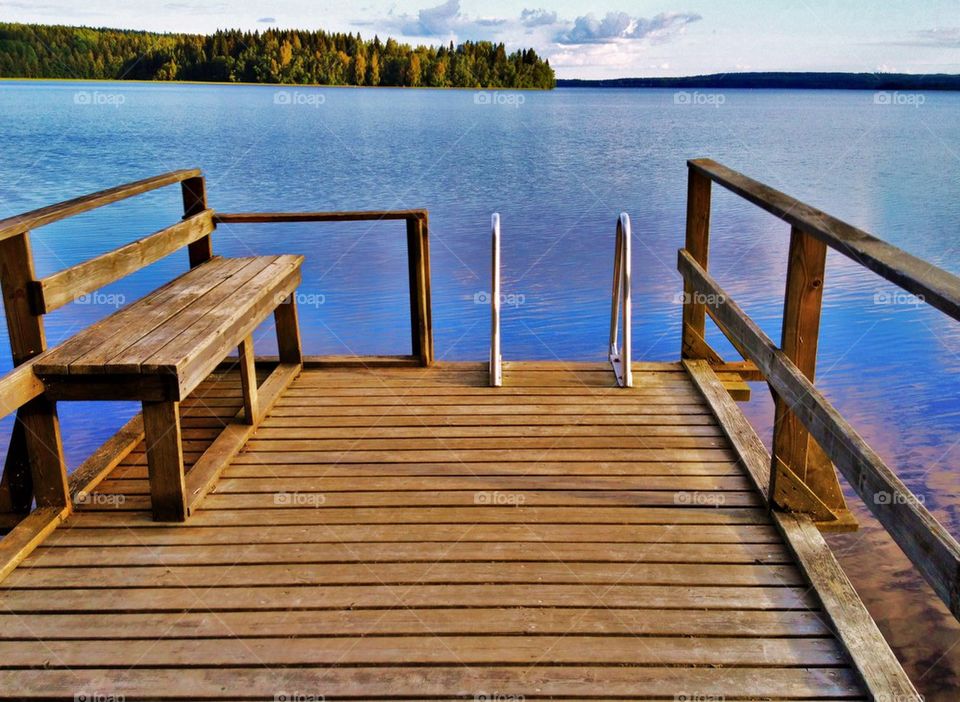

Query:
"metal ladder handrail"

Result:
[[490, 213, 502, 387], [609, 212, 632, 388]]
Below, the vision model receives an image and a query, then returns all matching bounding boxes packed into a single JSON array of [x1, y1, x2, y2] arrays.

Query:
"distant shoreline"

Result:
[[0, 78, 548, 91], [558, 72, 960, 91], [4, 72, 959, 92]]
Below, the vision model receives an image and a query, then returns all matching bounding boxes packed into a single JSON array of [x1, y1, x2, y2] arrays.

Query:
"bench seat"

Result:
[[33, 253, 304, 522], [35, 255, 303, 402]]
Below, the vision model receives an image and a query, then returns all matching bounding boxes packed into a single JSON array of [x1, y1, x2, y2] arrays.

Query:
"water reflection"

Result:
[[1, 81, 959, 697]]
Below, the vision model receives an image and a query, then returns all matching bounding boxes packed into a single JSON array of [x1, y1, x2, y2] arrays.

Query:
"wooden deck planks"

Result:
[[0, 363, 870, 700]]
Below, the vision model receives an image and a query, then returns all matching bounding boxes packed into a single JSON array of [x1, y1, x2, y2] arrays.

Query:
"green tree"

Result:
[[352, 47, 366, 86], [368, 50, 380, 86], [407, 53, 421, 87]]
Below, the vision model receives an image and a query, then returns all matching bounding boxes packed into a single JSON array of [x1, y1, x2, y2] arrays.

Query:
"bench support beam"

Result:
[[181, 176, 212, 267], [238, 336, 259, 425], [274, 295, 303, 365], [142, 400, 187, 522], [0, 231, 69, 512]]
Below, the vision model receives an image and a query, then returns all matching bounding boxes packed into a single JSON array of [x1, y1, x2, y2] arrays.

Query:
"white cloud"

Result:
[[521, 8, 558, 28], [555, 11, 701, 45], [357, 3, 700, 48]]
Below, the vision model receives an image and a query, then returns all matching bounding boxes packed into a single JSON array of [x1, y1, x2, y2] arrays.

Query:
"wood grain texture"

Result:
[[0, 169, 200, 242], [0, 364, 875, 699], [679, 247, 960, 621], [689, 157, 960, 321]]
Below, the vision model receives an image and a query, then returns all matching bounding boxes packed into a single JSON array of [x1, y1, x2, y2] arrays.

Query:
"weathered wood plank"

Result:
[[771, 226, 848, 518], [0, 506, 69, 583], [0, 608, 830, 639], [45, 522, 781, 546], [0, 666, 864, 699], [0, 635, 844, 667], [141, 401, 186, 522], [181, 174, 212, 267], [35, 256, 253, 375], [184, 363, 301, 512], [25, 540, 791, 567], [679, 247, 960, 621], [690, 157, 960, 321], [0, 169, 201, 242], [68, 414, 143, 502], [61, 505, 773, 527], [4, 561, 805, 588], [0, 583, 819, 611], [28, 210, 215, 314], [686, 335, 922, 698], [214, 209, 428, 224]]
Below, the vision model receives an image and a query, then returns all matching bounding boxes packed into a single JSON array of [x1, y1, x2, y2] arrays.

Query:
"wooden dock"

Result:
[[0, 363, 869, 698], [0, 161, 957, 699]]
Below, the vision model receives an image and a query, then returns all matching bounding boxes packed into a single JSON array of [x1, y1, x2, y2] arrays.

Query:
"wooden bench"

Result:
[[33, 254, 303, 520], [0, 170, 305, 523]]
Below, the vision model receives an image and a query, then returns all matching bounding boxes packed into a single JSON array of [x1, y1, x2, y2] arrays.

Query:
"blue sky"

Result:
[[3, 0, 959, 78]]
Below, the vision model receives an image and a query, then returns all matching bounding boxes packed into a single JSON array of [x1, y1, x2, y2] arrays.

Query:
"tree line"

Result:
[[0, 23, 555, 89]]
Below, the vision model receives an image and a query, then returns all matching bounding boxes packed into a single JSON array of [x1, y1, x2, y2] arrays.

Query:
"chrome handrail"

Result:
[[490, 213, 502, 387], [609, 213, 632, 388]]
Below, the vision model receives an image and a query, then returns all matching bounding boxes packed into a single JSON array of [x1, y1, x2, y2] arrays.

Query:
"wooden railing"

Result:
[[214, 210, 433, 367], [0, 171, 433, 537], [678, 158, 960, 621]]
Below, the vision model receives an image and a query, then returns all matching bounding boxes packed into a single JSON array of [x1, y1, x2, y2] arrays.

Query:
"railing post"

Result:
[[770, 226, 852, 527], [681, 166, 712, 359], [406, 213, 433, 366], [0, 231, 69, 511], [181, 175, 212, 268]]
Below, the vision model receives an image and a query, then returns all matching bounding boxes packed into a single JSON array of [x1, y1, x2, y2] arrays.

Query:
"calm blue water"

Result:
[[1, 80, 959, 694]]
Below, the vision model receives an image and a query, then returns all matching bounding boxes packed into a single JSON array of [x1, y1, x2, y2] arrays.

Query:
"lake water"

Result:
[[1, 80, 959, 696]]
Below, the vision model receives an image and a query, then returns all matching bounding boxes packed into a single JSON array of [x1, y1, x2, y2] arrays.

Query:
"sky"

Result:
[[2, 0, 959, 78]]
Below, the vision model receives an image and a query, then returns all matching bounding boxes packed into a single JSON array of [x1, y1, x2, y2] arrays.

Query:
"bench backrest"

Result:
[[0, 170, 213, 320]]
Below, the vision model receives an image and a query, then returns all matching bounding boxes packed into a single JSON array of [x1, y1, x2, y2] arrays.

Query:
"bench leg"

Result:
[[142, 401, 187, 522], [238, 335, 259, 425], [274, 294, 303, 365]]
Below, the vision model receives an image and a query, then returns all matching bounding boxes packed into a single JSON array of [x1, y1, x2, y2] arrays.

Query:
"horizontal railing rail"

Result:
[[28, 209, 215, 314], [214, 210, 427, 224], [0, 169, 202, 242], [678, 158, 960, 622], [679, 249, 960, 619], [215, 209, 433, 367], [689, 159, 960, 321]]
